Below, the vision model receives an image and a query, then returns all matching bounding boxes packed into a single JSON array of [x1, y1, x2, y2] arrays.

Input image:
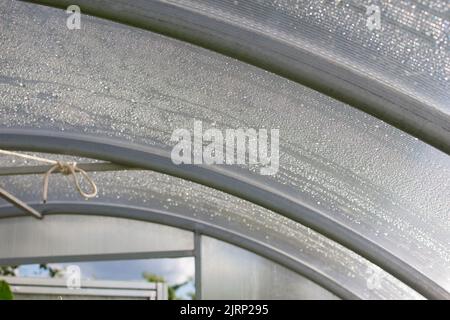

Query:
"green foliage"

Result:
[[39, 264, 63, 278], [0, 264, 61, 300], [143, 272, 195, 300], [0, 280, 13, 300], [0, 266, 16, 299], [187, 291, 196, 300], [0, 266, 18, 276], [142, 273, 165, 283]]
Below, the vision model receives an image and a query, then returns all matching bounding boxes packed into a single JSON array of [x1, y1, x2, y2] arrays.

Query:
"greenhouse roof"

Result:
[[0, 0, 449, 300]]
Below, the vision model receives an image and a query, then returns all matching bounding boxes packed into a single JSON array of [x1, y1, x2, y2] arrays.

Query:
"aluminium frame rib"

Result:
[[0, 202, 357, 300], [0, 129, 442, 299]]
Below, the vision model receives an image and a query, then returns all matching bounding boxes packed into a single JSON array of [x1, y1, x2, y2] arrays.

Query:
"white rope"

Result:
[[0, 149, 56, 165], [0, 149, 98, 203]]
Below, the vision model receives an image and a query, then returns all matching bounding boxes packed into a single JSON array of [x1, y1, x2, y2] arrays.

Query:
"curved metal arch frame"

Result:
[[0, 129, 444, 299], [0, 202, 357, 300], [22, 0, 450, 155]]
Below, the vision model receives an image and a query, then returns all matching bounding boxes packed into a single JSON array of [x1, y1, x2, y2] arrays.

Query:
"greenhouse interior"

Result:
[[0, 0, 449, 301]]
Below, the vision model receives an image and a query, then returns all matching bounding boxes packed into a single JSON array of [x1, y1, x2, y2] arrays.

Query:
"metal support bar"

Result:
[[0, 187, 42, 219], [0, 250, 195, 266], [0, 162, 130, 176], [194, 232, 202, 300]]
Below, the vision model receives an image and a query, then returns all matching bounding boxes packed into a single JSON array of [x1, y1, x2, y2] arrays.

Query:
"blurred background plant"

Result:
[[0, 266, 18, 276], [0, 266, 17, 300], [0, 266, 18, 300], [0, 264, 63, 300], [143, 272, 195, 300], [0, 279, 13, 300]]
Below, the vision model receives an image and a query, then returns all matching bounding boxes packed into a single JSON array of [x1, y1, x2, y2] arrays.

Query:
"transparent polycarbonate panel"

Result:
[[201, 236, 339, 300], [1, 1, 449, 294], [0, 215, 194, 264], [167, 0, 450, 114], [0, 171, 423, 299]]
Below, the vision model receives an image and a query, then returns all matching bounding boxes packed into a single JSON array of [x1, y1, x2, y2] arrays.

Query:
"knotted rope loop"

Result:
[[0, 149, 100, 218], [43, 161, 98, 203]]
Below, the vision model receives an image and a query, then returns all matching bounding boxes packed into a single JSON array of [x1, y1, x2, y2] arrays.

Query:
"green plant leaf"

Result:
[[0, 280, 13, 300]]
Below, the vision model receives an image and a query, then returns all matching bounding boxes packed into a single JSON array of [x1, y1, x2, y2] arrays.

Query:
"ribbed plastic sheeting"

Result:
[[200, 236, 340, 299], [22, 0, 449, 152], [168, 0, 449, 113], [0, 215, 195, 263], [0, 0, 449, 298]]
